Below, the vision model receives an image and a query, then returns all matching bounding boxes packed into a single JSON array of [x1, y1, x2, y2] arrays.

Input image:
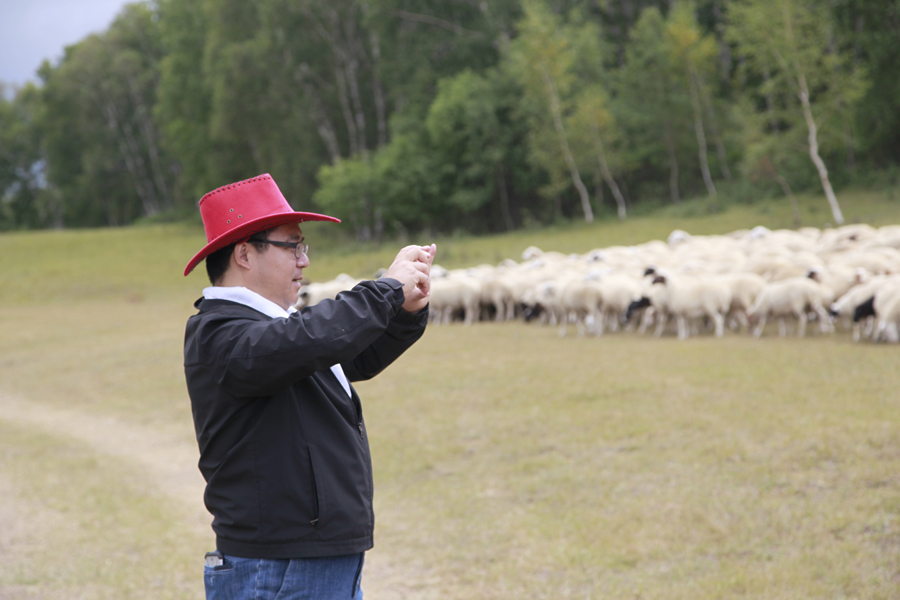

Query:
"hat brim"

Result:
[[183, 210, 340, 276]]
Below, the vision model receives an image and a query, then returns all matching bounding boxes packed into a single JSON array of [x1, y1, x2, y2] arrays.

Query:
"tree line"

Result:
[[1, 0, 897, 237]]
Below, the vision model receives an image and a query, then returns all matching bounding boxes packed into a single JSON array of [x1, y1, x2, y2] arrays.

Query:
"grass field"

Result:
[[2, 187, 900, 598]]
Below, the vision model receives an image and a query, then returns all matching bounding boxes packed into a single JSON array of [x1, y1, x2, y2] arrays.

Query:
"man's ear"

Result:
[[234, 242, 253, 271]]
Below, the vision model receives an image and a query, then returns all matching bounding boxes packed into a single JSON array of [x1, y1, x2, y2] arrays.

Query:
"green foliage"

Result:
[[0, 84, 47, 230], [426, 70, 504, 212], [36, 3, 176, 227], [0, 0, 897, 233], [728, 0, 869, 186], [831, 0, 900, 165]]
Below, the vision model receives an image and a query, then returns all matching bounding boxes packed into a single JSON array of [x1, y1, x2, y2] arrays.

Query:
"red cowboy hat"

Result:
[[183, 174, 340, 276]]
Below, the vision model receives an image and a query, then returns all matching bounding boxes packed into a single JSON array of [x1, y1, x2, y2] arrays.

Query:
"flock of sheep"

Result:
[[295, 223, 900, 343]]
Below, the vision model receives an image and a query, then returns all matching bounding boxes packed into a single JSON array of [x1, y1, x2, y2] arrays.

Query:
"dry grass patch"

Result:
[[0, 420, 206, 599], [2, 193, 900, 598], [361, 325, 900, 599]]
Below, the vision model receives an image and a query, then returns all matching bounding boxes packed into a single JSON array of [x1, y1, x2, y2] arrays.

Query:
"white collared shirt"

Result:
[[202, 286, 352, 397]]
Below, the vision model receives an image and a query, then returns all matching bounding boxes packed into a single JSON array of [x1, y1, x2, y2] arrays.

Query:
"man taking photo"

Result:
[[182, 173, 434, 599]]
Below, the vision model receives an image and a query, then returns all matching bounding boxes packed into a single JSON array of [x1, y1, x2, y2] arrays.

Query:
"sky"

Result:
[[0, 0, 133, 91]]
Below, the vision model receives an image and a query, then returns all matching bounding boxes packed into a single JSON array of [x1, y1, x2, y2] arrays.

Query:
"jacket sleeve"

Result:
[[340, 304, 429, 382], [209, 279, 407, 398]]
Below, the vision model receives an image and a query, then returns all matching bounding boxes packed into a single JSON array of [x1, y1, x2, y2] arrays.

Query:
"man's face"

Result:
[[252, 223, 309, 310]]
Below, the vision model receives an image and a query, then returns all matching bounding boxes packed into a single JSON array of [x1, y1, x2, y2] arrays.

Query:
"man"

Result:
[[182, 174, 434, 599]]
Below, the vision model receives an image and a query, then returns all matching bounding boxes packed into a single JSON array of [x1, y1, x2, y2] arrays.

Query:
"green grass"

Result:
[[3, 186, 899, 306], [1, 186, 899, 598]]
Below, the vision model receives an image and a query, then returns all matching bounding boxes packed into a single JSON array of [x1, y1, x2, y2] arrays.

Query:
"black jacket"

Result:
[[183, 278, 427, 559]]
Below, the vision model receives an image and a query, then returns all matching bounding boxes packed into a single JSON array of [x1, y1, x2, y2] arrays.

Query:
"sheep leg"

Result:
[[654, 313, 667, 338], [637, 308, 652, 335], [737, 311, 750, 333], [797, 312, 808, 337], [864, 316, 875, 339], [887, 323, 900, 343], [677, 315, 689, 340], [778, 318, 787, 337], [753, 314, 767, 338], [815, 307, 832, 333], [713, 313, 725, 338], [608, 311, 620, 332], [585, 311, 598, 336]]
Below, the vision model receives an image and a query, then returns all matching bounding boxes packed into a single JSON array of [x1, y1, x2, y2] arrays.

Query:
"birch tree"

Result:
[[729, 0, 867, 225], [39, 4, 174, 226], [507, 0, 594, 223], [615, 7, 695, 205], [665, 2, 721, 198], [569, 86, 628, 220]]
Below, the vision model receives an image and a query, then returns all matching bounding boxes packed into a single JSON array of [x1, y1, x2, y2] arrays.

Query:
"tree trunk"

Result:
[[125, 73, 171, 210], [369, 31, 388, 148], [797, 73, 844, 225], [296, 62, 342, 164], [101, 99, 160, 217], [339, 11, 368, 159], [307, 8, 361, 158], [540, 65, 593, 223], [688, 67, 717, 198], [761, 62, 777, 131], [373, 207, 384, 244], [778, 5, 844, 225], [696, 70, 731, 181], [593, 166, 604, 207], [711, 0, 733, 85], [496, 167, 515, 231], [590, 119, 626, 219], [664, 123, 680, 204], [333, 55, 359, 157], [620, 176, 632, 210]]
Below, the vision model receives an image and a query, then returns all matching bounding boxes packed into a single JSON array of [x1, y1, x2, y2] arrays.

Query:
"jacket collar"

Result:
[[201, 286, 296, 319]]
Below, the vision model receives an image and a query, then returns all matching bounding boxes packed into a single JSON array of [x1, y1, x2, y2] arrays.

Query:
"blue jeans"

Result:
[[204, 552, 364, 600]]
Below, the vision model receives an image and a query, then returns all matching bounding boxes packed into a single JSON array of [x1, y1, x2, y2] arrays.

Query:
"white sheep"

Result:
[[747, 277, 833, 338], [429, 277, 482, 325], [718, 272, 767, 332], [646, 272, 732, 339], [595, 273, 644, 335], [829, 275, 893, 341], [558, 277, 603, 337], [294, 274, 360, 309], [871, 278, 900, 342]]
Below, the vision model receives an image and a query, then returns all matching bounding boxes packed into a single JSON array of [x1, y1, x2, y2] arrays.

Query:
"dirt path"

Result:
[[0, 393, 207, 519], [0, 393, 429, 599]]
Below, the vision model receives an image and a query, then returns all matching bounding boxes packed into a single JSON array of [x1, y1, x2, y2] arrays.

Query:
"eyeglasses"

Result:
[[252, 239, 309, 259]]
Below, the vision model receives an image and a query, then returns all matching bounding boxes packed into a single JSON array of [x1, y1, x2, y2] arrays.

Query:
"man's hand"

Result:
[[382, 244, 436, 313]]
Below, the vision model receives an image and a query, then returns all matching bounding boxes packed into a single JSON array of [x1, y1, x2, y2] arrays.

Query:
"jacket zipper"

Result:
[[352, 392, 364, 439], [308, 451, 320, 527]]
